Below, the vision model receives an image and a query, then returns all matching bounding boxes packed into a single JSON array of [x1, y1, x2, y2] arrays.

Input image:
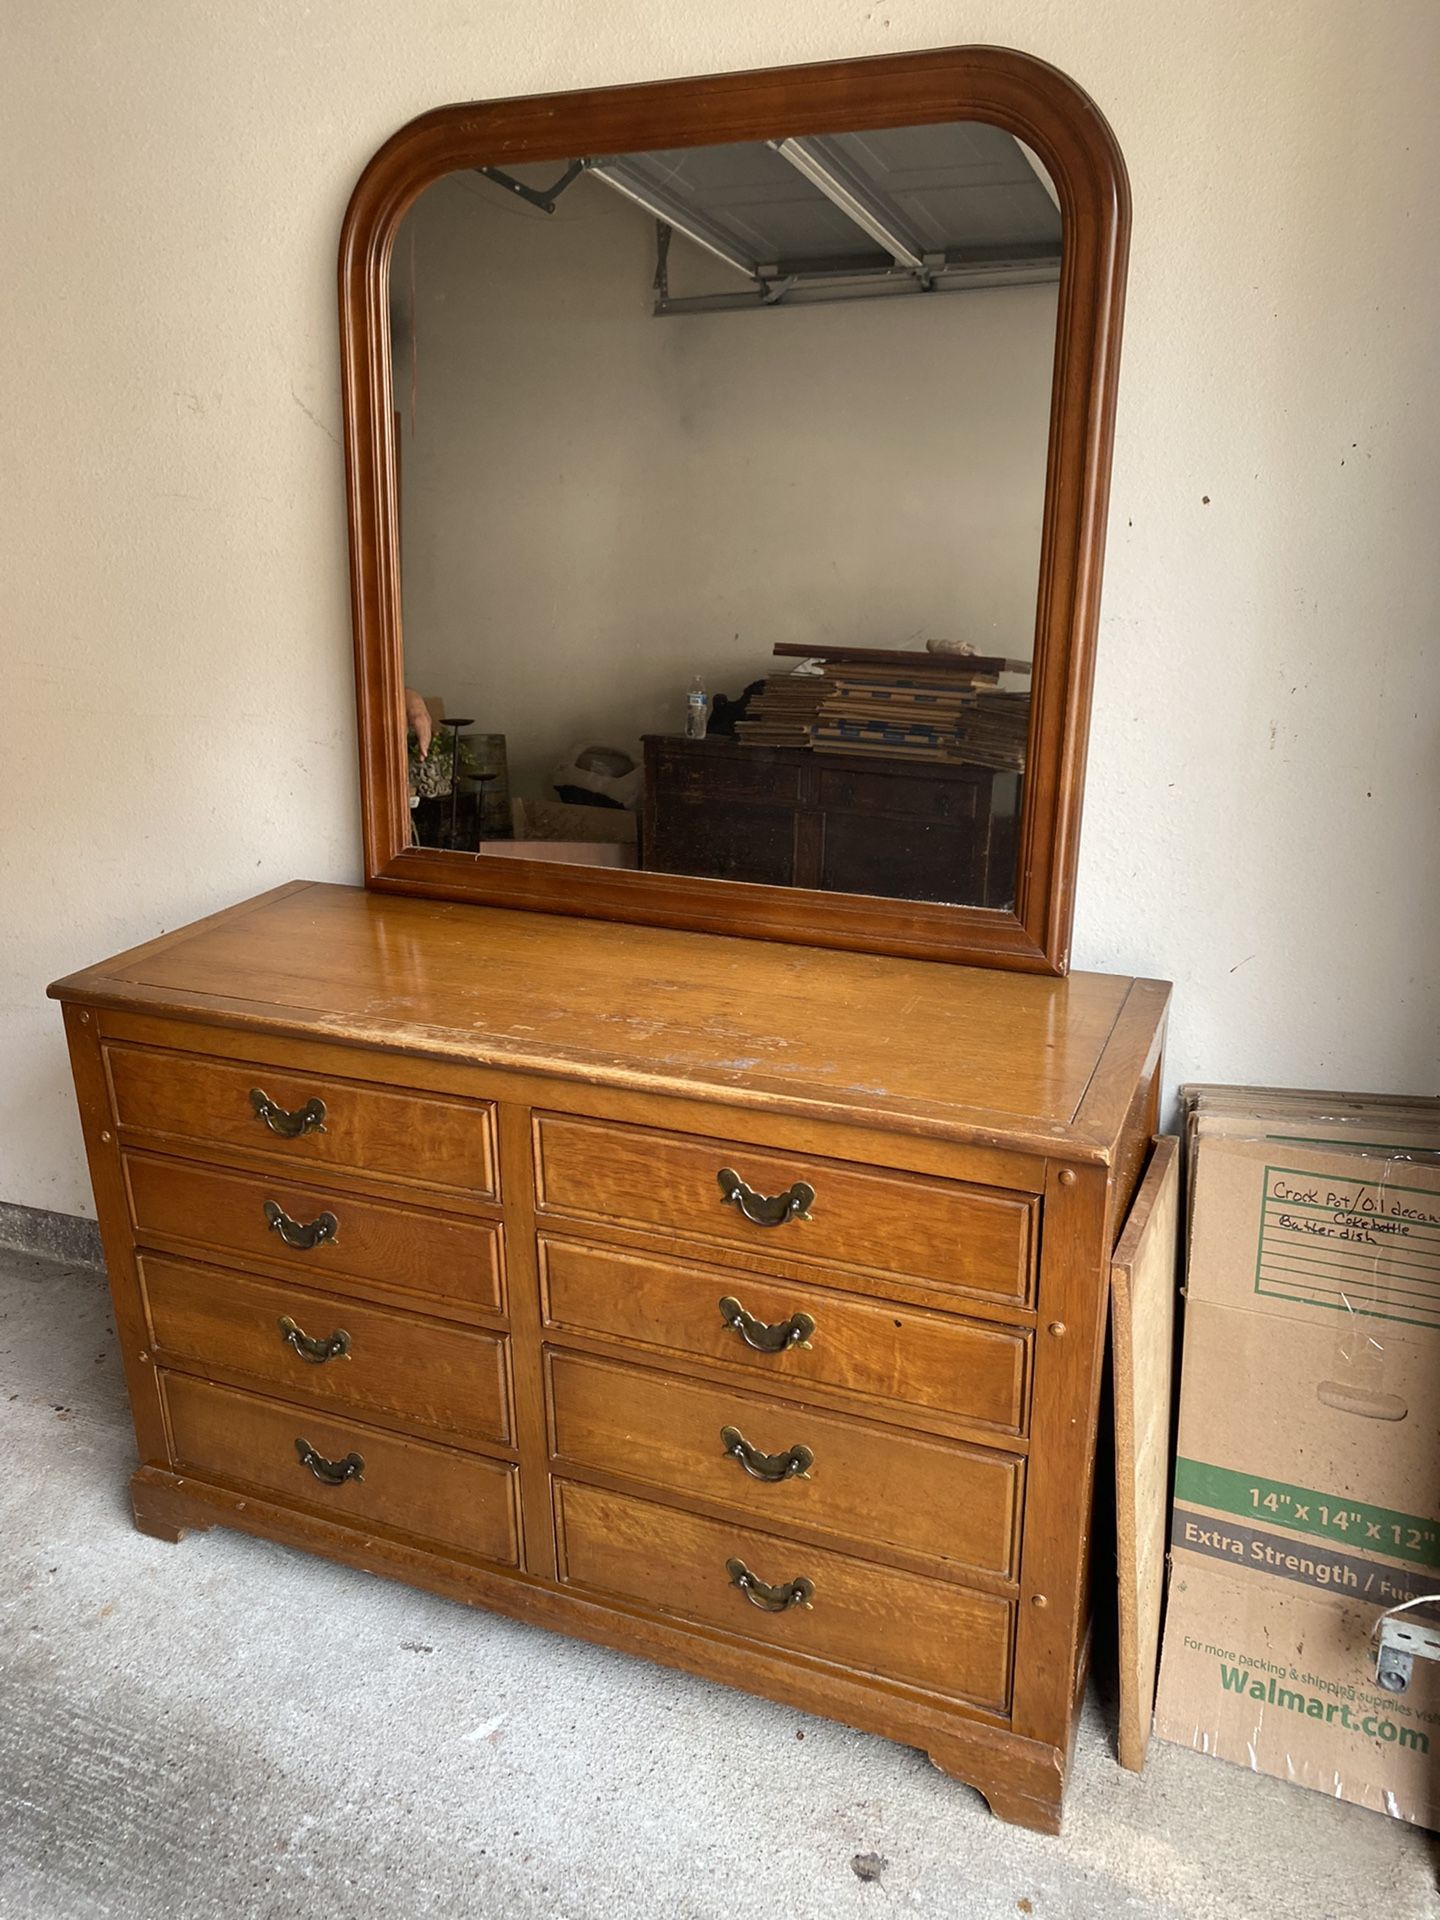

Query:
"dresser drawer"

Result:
[[817, 764, 984, 822], [539, 1238, 1030, 1436], [107, 1042, 496, 1199], [653, 745, 802, 804], [548, 1350, 1021, 1579], [162, 1373, 520, 1566], [555, 1479, 1013, 1711], [534, 1116, 1036, 1304], [125, 1154, 504, 1314], [142, 1255, 511, 1446]]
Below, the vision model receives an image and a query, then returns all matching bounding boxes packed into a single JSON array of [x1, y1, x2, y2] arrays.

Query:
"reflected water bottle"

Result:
[[685, 674, 709, 740]]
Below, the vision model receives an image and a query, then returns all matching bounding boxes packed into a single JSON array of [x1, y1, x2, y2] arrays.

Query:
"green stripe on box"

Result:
[[1174, 1459, 1440, 1570]]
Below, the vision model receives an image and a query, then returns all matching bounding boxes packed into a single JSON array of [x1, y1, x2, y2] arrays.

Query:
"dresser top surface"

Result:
[[51, 882, 1168, 1157]]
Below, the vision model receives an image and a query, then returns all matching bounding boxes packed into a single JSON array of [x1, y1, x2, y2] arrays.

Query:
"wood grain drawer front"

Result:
[[548, 1351, 1021, 1580], [142, 1256, 511, 1447], [534, 1116, 1036, 1305], [125, 1155, 504, 1314], [540, 1238, 1030, 1437], [655, 746, 802, 804], [555, 1479, 1013, 1711], [816, 765, 983, 823], [162, 1373, 520, 1566], [107, 1043, 496, 1199]]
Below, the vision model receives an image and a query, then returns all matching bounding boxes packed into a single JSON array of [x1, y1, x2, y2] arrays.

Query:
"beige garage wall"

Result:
[[395, 171, 1055, 792], [2, 2, 1437, 1216]]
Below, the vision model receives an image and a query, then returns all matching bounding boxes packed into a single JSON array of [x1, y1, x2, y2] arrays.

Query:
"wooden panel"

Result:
[[650, 740, 802, 803], [125, 1153, 503, 1313], [816, 764, 985, 821], [819, 814, 990, 910], [141, 1254, 511, 1446], [535, 1115, 1036, 1304], [648, 799, 797, 888], [1111, 1135, 1180, 1773], [547, 1350, 1022, 1579], [52, 883, 1159, 1158], [106, 1041, 496, 1198], [61, 1006, 171, 1468], [162, 1372, 520, 1565], [554, 1478, 1014, 1711], [539, 1237, 1031, 1435], [1106, 1049, 1162, 1247]]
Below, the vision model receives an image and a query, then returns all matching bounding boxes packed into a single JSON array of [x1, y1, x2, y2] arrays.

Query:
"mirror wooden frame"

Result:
[[339, 45, 1129, 973]]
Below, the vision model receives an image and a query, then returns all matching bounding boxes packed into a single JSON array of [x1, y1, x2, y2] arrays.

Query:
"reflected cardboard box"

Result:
[[1154, 1085, 1440, 1829]]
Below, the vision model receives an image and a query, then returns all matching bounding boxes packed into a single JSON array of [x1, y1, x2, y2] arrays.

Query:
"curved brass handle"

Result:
[[294, 1438, 364, 1485], [264, 1200, 338, 1250], [717, 1168, 815, 1227], [278, 1315, 351, 1365], [721, 1425, 813, 1482], [250, 1088, 327, 1138], [718, 1296, 815, 1353], [726, 1556, 814, 1613]]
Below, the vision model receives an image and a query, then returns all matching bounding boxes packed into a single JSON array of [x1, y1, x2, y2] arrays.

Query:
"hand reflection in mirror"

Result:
[[404, 687, 433, 757]]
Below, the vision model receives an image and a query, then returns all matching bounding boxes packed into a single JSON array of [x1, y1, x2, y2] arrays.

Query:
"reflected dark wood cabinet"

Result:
[[643, 736, 1020, 907]]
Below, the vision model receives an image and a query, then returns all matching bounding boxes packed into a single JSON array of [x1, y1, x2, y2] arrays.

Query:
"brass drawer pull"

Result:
[[726, 1556, 814, 1613], [721, 1425, 813, 1482], [250, 1088, 328, 1138], [278, 1315, 351, 1365], [718, 1295, 815, 1353], [294, 1438, 364, 1485], [717, 1168, 815, 1228], [264, 1200, 339, 1250]]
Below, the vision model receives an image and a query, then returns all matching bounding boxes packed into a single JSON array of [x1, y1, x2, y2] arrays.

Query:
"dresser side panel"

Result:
[[60, 1004, 169, 1469]]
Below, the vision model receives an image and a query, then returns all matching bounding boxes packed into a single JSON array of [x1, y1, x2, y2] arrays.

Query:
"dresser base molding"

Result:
[[128, 1463, 1067, 1834], [928, 1746, 1064, 1837]]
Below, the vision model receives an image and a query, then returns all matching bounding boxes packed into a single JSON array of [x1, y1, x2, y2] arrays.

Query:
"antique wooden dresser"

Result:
[[641, 735, 1020, 909], [52, 879, 1166, 1833]]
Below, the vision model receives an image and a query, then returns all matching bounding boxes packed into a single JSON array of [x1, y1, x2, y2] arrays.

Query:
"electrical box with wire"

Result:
[[1374, 1596, 1440, 1695]]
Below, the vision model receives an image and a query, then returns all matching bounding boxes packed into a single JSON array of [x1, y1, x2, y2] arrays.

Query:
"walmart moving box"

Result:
[[1154, 1085, 1440, 1827]]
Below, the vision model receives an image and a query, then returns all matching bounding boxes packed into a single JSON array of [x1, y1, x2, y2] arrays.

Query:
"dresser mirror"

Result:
[[342, 48, 1130, 970]]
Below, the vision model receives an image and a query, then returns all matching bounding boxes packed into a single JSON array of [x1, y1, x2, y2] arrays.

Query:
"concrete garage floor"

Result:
[[1, 1248, 1436, 1920]]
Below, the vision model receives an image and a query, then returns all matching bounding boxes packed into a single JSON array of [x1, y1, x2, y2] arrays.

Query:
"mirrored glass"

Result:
[[391, 119, 1059, 909]]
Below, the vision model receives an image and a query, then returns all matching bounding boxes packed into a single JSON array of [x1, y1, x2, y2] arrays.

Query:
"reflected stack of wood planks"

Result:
[[732, 671, 834, 748], [735, 645, 1031, 769]]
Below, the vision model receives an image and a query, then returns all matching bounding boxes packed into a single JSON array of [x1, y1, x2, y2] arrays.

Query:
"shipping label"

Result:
[[1256, 1164, 1440, 1329]]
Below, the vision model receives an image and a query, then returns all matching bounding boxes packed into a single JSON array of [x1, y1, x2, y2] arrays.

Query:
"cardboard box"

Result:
[[1154, 1086, 1440, 1827]]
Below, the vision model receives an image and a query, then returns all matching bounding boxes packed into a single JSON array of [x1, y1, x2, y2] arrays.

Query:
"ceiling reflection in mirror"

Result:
[[391, 119, 1059, 910]]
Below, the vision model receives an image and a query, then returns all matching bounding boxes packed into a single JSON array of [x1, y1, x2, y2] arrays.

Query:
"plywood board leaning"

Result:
[[1111, 1133, 1180, 1771]]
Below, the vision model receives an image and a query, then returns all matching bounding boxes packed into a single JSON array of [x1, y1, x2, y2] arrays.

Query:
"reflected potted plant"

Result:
[[408, 723, 481, 801]]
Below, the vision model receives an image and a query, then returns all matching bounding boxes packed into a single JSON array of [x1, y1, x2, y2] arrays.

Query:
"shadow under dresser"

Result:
[[51, 879, 1168, 1834]]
